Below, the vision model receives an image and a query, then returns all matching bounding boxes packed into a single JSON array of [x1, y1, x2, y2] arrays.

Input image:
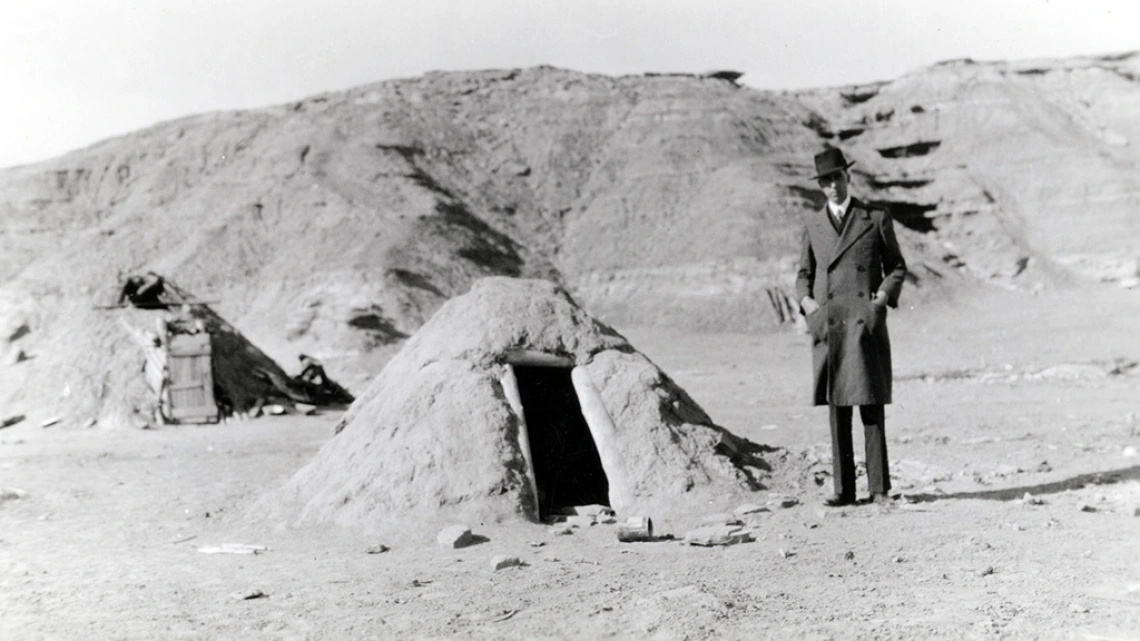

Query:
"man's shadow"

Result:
[[905, 464, 1140, 504]]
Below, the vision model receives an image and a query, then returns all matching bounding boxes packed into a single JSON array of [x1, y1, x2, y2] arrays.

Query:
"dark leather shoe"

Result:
[[823, 494, 855, 507], [870, 492, 894, 505]]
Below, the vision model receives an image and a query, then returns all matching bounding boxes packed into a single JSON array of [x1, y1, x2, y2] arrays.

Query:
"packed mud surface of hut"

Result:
[[255, 278, 771, 532]]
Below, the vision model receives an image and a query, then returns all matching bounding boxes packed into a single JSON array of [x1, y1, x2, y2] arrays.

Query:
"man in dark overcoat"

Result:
[[795, 148, 907, 506]]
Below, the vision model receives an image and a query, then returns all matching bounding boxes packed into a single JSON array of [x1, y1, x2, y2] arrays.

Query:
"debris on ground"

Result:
[[230, 589, 267, 601], [437, 525, 473, 548], [365, 544, 390, 554], [768, 495, 799, 509], [684, 525, 754, 547], [1, 488, 28, 502], [979, 566, 995, 577], [561, 504, 614, 517], [1079, 504, 1098, 513], [490, 609, 518, 622], [734, 503, 769, 516], [548, 525, 574, 536], [1022, 492, 1045, 505], [40, 417, 60, 428], [616, 516, 653, 542], [564, 515, 596, 528], [1, 415, 25, 429], [490, 555, 523, 571], [844, 550, 855, 561], [700, 513, 744, 526], [196, 543, 269, 555]]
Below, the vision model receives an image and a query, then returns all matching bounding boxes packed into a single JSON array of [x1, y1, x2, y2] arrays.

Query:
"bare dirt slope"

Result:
[[3, 52, 1139, 424], [2, 286, 1137, 640]]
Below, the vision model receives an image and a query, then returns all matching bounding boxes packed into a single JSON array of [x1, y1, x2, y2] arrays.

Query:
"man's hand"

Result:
[[872, 291, 889, 308], [801, 296, 821, 315]]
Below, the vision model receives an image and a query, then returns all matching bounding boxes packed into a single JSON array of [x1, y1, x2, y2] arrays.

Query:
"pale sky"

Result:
[[1, 0, 1136, 168]]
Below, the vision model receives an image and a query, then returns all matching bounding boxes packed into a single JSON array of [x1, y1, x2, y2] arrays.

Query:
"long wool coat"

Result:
[[794, 198, 907, 407]]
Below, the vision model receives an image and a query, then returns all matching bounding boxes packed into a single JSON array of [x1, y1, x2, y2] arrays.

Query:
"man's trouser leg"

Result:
[[829, 405, 855, 499], [860, 404, 890, 494]]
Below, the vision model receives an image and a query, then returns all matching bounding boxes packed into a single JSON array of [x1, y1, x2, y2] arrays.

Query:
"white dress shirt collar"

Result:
[[829, 194, 852, 222]]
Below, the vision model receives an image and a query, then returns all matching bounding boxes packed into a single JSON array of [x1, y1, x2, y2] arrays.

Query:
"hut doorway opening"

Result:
[[513, 365, 610, 519]]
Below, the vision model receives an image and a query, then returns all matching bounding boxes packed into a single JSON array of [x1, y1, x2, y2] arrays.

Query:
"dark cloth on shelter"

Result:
[[292, 355, 354, 406], [118, 272, 167, 309]]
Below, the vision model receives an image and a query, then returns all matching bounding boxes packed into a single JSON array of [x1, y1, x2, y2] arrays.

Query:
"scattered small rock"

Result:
[[778, 547, 795, 559], [1069, 602, 1089, 614], [231, 589, 267, 601], [700, 513, 744, 526], [527, 541, 545, 548], [979, 566, 995, 577], [843, 550, 855, 561], [561, 504, 613, 517], [684, 525, 753, 547], [81, 418, 97, 429], [197, 543, 269, 555], [437, 525, 474, 548], [1022, 492, 1044, 505], [1132, 507, 1140, 518], [40, 416, 60, 428], [490, 555, 522, 571], [892, 556, 904, 563], [1035, 460, 1053, 473], [548, 525, 573, 536], [0, 488, 28, 502], [365, 544, 390, 554], [768, 495, 800, 509], [564, 515, 596, 528], [734, 503, 769, 516], [1, 415, 25, 429], [1079, 504, 1097, 513]]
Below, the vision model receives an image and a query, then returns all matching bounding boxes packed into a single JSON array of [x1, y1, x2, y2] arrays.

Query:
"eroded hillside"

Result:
[[1, 54, 1136, 423]]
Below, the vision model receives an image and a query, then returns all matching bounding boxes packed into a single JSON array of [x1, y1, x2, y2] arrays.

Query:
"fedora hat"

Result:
[[811, 148, 855, 180]]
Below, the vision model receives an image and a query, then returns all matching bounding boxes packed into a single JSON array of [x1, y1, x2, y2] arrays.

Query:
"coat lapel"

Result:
[[828, 200, 873, 269]]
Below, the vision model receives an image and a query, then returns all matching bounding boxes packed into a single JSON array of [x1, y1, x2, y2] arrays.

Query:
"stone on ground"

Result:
[[437, 525, 473, 549], [684, 525, 754, 547]]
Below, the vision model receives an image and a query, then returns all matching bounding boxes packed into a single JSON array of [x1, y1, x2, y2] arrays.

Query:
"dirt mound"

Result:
[[253, 278, 771, 531]]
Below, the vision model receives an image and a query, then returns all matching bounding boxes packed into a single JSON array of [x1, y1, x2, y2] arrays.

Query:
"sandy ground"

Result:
[[2, 285, 1139, 640]]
